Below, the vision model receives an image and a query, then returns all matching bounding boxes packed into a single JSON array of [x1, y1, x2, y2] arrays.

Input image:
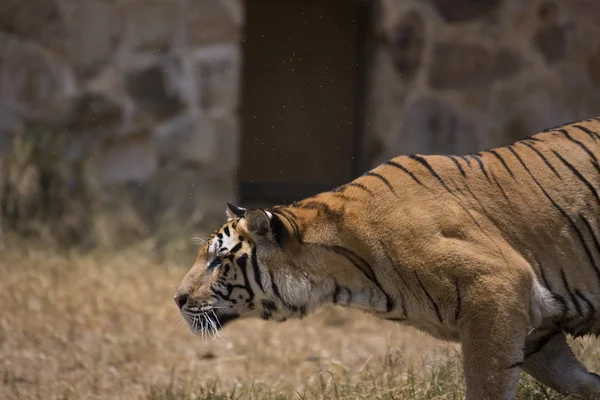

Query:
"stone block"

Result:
[[427, 0, 500, 23], [533, 25, 567, 65], [0, 0, 66, 52], [63, 0, 122, 78], [537, 1, 560, 24], [187, 0, 241, 46], [212, 115, 239, 173], [396, 96, 483, 155], [126, 65, 184, 120], [389, 10, 425, 81], [0, 34, 75, 123], [492, 73, 587, 144], [66, 93, 124, 132], [119, 0, 181, 52], [153, 113, 218, 166], [428, 42, 521, 90], [197, 45, 241, 112], [92, 133, 157, 184], [147, 166, 236, 227]]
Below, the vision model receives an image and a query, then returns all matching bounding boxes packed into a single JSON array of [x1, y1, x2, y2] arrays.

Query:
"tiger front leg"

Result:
[[458, 281, 531, 400]]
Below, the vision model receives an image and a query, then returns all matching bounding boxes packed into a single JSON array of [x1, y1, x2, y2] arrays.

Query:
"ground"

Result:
[[1, 241, 599, 399]]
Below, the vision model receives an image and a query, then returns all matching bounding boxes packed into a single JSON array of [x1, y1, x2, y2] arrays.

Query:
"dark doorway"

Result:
[[239, 0, 370, 205]]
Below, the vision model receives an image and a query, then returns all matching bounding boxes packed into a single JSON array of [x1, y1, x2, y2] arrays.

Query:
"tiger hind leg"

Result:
[[523, 330, 600, 399]]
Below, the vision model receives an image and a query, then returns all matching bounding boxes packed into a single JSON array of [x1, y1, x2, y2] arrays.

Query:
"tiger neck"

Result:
[[271, 205, 397, 318]]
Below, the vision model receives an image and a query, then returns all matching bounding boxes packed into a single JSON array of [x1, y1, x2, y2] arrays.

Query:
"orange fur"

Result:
[[176, 117, 600, 399]]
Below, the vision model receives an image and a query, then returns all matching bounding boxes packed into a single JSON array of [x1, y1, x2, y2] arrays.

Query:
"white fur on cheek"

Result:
[[210, 235, 240, 256]]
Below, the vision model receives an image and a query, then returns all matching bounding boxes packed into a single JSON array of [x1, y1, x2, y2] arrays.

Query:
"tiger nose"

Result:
[[174, 293, 188, 310]]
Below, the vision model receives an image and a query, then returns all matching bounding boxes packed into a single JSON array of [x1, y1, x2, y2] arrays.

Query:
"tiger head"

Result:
[[175, 200, 394, 335], [174, 203, 322, 335]]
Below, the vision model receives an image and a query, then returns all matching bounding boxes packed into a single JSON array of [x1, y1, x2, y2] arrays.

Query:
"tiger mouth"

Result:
[[183, 311, 239, 335]]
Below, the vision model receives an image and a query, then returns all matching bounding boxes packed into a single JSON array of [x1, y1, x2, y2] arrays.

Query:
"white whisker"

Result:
[[191, 237, 206, 245], [210, 310, 225, 347]]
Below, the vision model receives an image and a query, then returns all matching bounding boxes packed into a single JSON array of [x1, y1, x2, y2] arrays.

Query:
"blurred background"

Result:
[[3, 1, 600, 399], [3, 0, 600, 249]]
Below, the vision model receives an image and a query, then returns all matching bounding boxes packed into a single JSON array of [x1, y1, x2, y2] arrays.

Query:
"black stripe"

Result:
[[260, 299, 277, 320], [267, 271, 304, 315], [224, 226, 231, 237], [543, 119, 582, 132], [519, 141, 562, 178], [270, 212, 290, 246], [332, 193, 354, 202], [414, 272, 443, 324], [525, 330, 560, 359], [332, 185, 356, 200], [346, 182, 374, 196], [469, 153, 491, 182], [458, 155, 472, 166], [327, 244, 394, 312], [400, 293, 408, 318], [581, 214, 600, 262], [273, 209, 302, 243], [236, 254, 254, 303], [454, 279, 461, 322], [508, 362, 523, 369], [295, 200, 343, 219], [560, 269, 583, 316], [262, 299, 277, 312], [208, 257, 222, 270], [409, 154, 453, 193], [364, 171, 396, 195], [508, 146, 600, 285], [572, 124, 600, 141], [573, 290, 596, 336], [490, 172, 512, 204], [410, 156, 503, 252], [328, 245, 377, 281], [269, 270, 284, 303], [486, 149, 515, 178], [552, 150, 600, 204], [559, 129, 599, 164], [344, 287, 353, 306], [332, 281, 341, 304], [230, 242, 242, 254], [380, 250, 412, 320], [575, 290, 595, 315], [384, 160, 423, 185], [446, 155, 466, 178], [535, 256, 568, 317], [522, 136, 544, 142], [250, 246, 265, 292]]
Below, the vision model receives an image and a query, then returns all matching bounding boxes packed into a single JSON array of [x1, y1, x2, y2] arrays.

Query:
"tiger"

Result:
[[174, 116, 600, 399]]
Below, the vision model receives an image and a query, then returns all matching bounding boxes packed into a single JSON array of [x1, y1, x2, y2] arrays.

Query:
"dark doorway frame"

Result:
[[238, 0, 373, 206]]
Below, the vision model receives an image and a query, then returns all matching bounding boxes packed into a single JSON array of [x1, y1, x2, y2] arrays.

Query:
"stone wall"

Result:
[[365, 0, 600, 166], [0, 0, 242, 229], [2, 0, 600, 231]]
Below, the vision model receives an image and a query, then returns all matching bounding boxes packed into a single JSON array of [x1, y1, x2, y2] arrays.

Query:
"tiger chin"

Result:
[[175, 116, 600, 400]]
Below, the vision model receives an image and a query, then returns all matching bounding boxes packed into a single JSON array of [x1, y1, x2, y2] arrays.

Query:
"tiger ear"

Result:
[[244, 209, 272, 236], [245, 209, 290, 246], [226, 203, 246, 221]]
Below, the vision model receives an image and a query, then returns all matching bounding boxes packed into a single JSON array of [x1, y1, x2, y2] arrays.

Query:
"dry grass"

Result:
[[2, 241, 600, 400]]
